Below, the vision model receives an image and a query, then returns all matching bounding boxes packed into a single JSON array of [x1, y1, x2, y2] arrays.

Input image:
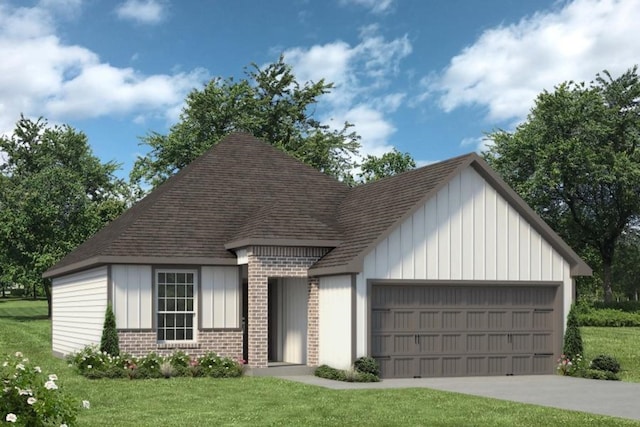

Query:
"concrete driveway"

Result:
[[281, 375, 640, 421]]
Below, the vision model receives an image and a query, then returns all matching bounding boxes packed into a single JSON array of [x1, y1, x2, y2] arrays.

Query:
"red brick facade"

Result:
[[118, 330, 242, 359]]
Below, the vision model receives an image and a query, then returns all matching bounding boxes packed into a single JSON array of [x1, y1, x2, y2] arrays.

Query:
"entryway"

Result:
[[267, 277, 308, 365]]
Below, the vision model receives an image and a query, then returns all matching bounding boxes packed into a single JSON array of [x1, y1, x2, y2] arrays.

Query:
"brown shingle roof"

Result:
[[44, 132, 348, 277], [44, 133, 591, 278]]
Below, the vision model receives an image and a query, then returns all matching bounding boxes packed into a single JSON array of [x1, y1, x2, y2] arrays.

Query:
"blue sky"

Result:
[[1, 0, 639, 178]]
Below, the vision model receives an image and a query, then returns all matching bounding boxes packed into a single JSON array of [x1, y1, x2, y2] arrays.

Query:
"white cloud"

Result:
[[339, 0, 395, 14], [430, 0, 640, 123], [283, 26, 411, 157], [0, 2, 206, 135], [115, 0, 166, 25]]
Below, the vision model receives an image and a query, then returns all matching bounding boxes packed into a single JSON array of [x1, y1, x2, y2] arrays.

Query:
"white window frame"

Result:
[[156, 269, 197, 343]]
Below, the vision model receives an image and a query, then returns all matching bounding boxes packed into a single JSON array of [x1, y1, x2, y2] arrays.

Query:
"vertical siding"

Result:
[[319, 275, 352, 369], [52, 267, 108, 356], [357, 166, 576, 354], [363, 167, 570, 283], [279, 278, 308, 364], [201, 266, 239, 329], [111, 265, 152, 329]]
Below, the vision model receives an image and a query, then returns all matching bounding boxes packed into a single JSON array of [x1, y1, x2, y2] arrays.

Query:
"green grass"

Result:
[[582, 327, 640, 382], [1, 299, 639, 426]]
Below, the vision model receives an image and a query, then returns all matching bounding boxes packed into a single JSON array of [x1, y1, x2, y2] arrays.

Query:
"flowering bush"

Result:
[[1, 352, 88, 426], [556, 353, 584, 376], [68, 347, 244, 380]]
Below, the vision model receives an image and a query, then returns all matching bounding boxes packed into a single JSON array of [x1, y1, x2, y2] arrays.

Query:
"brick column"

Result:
[[247, 255, 268, 368], [307, 277, 319, 366]]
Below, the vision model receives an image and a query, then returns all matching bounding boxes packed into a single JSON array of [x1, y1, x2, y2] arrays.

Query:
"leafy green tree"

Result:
[[485, 67, 640, 302], [0, 116, 128, 316], [132, 56, 361, 188], [100, 304, 120, 356], [358, 148, 416, 183], [612, 228, 640, 300]]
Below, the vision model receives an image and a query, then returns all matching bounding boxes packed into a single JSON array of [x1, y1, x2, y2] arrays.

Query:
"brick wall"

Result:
[[307, 278, 319, 366], [118, 330, 242, 359], [247, 246, 328, 368]]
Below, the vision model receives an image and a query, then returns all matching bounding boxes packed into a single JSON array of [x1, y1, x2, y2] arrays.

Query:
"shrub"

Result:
[[576, 307, 640, 327], [556, 354, 586, 377], [1, 352, 88, 426], [590, 354, 621, 374], [562, 304, 583, 360], [592, 301, 640, 312], [581, 369, 620, 381], [315, 364, 380, 383], [353, 356, 380, 377], [315, 365, 347, 381], [100, 304, 120, 356]]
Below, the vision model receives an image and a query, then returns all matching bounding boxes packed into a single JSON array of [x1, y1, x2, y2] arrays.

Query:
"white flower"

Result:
[[6, 413, 17, 423], [27, 397, 37, 405], [61, 424, 68, 427], [2, 361, 8, 367], [18, 389, 32, 396], [16, 364, 25, 371], [82, 400, 91, 409], [44, 380, 58, 390], [48, 374, 58, 381], [34, 366, 42, 373], [87, 365, 92, 369], [14, 352, 22, 358]]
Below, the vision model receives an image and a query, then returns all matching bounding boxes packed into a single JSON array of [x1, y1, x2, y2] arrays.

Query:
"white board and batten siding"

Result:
[[319, 275, 352, 369], [201, 266, 239, 329], [52, 266, 109, 356], [111, 265, 153, 329], [354, 166, 573, 356]]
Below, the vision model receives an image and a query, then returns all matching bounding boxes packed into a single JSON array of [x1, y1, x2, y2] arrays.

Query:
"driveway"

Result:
[[280, 375, 640, 421]]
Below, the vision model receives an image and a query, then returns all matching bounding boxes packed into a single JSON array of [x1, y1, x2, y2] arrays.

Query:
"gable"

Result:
[[362, 166, 570, 281]]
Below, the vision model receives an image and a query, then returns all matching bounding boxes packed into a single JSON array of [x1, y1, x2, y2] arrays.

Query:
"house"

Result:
[[44, 132, 591, 378]]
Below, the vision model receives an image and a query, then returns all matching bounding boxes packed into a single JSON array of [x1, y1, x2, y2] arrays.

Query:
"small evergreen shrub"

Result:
[[100, 304, 120, 356], [315, 363, 380, 383], [590, 354, 621, 374], [581, 369, 620, 381], [353, 356, 380, 377], [562, 304, 583, 360]]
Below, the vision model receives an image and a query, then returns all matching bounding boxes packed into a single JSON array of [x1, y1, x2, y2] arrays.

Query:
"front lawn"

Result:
[[582, 327, 640, 382], [1, 299, 639, 426]]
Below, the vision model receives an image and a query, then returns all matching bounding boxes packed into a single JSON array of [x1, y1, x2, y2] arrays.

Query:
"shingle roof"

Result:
[[44, 132, 591, 278], [44, 132, 348, 277], [309, 153, 473, 272]]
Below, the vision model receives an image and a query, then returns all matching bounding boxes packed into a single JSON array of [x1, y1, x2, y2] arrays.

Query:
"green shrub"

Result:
[[354, 356, 380, 376], [581, 369, 620, 381], [576, 307, 640, 326], [315, 365, 347, 381], [2, 352, 86, 426], [592, 301, 640, 312], [563, 304, 583, 359], [9, 288, 25, 297], [590, 354, 621, 373], [315, 364, 380, 382], [100, 304, 120, 356]]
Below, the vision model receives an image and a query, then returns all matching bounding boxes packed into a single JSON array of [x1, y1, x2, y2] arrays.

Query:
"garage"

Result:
[[371, 283, 561, 378]]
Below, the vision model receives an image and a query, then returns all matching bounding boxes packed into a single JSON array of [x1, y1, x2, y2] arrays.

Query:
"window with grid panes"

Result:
[[156, 270, 195, 341]]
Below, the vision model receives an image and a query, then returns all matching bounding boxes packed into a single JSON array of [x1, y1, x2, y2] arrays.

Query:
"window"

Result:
[[157, 270, 196, 342]]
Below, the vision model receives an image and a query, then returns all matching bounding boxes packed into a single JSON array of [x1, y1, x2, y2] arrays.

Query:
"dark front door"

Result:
[[242, 279, 248, 363]]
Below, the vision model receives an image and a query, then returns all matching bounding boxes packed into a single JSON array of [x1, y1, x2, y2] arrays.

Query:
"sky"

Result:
[[1, 0, 639, 178]]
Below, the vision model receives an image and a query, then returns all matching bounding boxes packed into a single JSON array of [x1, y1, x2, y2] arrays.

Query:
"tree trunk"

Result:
[[43, 281, 52, 319], [602, 259, 614, 303]]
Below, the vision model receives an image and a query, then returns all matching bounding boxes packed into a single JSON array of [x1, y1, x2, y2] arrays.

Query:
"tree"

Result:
[[0, 116, 128, 316], [100, 304, 120, 356], [358, 148, 416, 183], [612, 227, 640, 300], [485, 67, 640, 302], [131, 56, 361, 189], [562, 304, 584, 360]]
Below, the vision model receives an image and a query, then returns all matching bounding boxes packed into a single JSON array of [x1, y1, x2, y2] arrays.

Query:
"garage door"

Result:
[[371, 284, 560, 378]]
